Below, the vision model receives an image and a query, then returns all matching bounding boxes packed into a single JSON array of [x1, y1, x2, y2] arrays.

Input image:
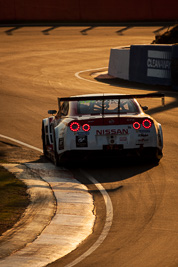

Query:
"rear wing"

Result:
[[58, 93, 165, 106]]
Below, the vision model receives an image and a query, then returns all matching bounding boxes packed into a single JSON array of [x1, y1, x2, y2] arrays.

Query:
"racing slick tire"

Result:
[[152, 148, 163, 164], [42, 122, 48, 157], [53, 133, 61, 167]]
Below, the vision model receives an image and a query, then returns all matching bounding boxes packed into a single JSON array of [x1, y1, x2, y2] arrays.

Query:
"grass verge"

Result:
[[0, 165, 30, 236]]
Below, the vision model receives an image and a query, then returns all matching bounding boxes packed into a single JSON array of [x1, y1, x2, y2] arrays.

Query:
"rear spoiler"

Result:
[[59, 93, 165, 106]]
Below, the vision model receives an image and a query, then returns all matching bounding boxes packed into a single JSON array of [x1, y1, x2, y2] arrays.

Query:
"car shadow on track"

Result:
[[27, 152, 158, 187], [67, 156, 158, 186]]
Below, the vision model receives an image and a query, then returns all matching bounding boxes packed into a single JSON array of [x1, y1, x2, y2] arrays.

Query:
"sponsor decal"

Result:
[[147, 50, 171, 79], [139, 129, 150, 133], [96, 129, 128, 135], [76, 136, 88, 147], [119, 137, 127, 141], [109, 119, 115, 124], [59, 138, 64, 150], [138, 133, 148, 137], [77, 131, 90, 136]]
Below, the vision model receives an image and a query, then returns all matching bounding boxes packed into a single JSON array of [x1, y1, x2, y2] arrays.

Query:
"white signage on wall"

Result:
[[147, 50, 171, 78]]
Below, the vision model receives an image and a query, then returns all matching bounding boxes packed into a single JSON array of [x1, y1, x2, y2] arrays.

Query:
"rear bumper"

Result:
[[59, 147, 162, 162]]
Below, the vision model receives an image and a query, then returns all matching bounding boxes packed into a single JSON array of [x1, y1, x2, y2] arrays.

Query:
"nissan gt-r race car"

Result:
[[42, 93, 164, 165]]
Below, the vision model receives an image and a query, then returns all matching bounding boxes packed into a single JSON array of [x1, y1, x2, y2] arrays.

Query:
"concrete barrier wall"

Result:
[[108, 48, 130, 80], [108, 44, 178, 88], [0, 0, 177, 22], [171, 45, 178, 90]]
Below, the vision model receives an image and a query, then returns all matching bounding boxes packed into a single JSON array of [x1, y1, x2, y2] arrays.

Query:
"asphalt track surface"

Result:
[[0, 25, 178, 267]]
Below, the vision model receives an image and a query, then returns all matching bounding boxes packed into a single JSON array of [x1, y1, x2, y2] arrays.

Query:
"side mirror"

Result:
[[48, 110, 57, 115], [142, 106, 148, 111]]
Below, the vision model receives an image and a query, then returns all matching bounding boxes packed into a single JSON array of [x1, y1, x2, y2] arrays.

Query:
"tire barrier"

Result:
[[108, 44, 178, 89]]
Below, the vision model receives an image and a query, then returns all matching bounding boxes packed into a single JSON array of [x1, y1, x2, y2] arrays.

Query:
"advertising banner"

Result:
[[129, 45, 172, 85]]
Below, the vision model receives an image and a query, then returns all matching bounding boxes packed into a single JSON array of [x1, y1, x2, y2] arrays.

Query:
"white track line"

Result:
[[75, 67, 108, 84], [0, 134, 113, 266], [0, 134, 43, 153], [65, 170, 113, 267]]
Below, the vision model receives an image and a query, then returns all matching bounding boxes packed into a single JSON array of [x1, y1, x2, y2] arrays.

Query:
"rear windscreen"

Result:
[[77, 99, 139, 115]]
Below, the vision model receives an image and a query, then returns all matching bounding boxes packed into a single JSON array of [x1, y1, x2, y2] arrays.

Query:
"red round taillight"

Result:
[[82, 124, 90, 132], [70, 122, 80, 132], [142, 119, 152, 129], [133, 121, 141, 130]]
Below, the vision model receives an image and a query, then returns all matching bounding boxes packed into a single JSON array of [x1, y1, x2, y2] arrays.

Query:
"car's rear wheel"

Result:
[[152, 148, 163, 164], [53, 133, 60, 166], [42, 122, 48, 157]]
